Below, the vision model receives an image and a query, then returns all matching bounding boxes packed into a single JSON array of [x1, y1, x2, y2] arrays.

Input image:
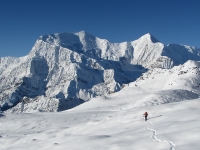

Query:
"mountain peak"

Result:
[[75, 30, 94, 38], [140, 33, 160, 43], [76, 30, 86, 35]]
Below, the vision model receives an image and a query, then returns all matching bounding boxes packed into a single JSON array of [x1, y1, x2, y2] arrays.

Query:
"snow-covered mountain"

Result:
[[1, 31, 200, 112]]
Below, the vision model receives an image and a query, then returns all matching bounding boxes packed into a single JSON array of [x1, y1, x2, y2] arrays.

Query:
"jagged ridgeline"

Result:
[[1, 31, 200, 112]]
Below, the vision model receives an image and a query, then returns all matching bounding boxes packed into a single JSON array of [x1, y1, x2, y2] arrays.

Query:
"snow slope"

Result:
[[1, 31, 200, 112], [0, 60, 200, 149]]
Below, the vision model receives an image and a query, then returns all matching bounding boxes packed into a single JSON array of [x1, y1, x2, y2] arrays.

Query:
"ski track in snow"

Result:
[[134, 114, 176, 150]]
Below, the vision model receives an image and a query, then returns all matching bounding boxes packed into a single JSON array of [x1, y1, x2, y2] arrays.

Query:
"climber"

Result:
[[143, 112, 148, 121]]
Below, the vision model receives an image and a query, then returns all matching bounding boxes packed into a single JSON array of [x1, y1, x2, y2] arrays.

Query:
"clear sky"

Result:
[[0, 0, 200, 57]]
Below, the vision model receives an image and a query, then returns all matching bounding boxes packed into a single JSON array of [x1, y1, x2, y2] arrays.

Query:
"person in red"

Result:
[[143, 112, 148, 121]]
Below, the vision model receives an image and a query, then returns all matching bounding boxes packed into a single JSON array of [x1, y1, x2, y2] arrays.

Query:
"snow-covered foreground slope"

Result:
[[1, 61, 200, 150], [1, 99, 200, 150]]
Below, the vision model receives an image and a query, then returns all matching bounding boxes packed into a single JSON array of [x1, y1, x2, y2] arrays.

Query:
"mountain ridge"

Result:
[[1, 31, 200, 112]]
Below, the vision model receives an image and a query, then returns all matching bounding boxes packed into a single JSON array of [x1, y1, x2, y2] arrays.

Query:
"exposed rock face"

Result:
[[0, 31, 200, 112]]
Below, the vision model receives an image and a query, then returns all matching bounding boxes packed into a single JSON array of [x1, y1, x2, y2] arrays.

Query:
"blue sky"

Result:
[[0, 0, 200, 57]]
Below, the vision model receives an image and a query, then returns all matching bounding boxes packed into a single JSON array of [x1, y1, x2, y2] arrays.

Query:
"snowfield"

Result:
[[1, 60, 200, 150], [0, 93, 200, 150]]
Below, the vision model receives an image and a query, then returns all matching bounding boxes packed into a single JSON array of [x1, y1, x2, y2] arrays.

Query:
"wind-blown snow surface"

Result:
[[1, 31, 200, 112], [1, 60, 200, 149]]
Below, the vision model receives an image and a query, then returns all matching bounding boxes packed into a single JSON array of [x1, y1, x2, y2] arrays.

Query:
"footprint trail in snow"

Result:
[[135, 114, 176, 150], [146, 126, 176, 150]]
